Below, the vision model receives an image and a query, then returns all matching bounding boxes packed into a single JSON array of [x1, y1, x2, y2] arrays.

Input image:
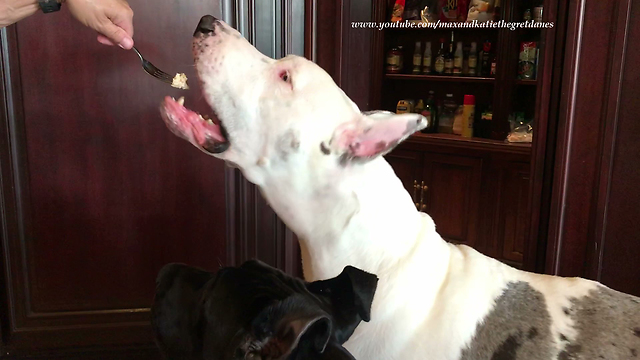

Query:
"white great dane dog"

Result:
[[160, 15, 640, 360]]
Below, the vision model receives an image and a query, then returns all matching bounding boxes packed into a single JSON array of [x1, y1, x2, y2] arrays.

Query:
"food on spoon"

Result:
[[172, 73, 189, 90]]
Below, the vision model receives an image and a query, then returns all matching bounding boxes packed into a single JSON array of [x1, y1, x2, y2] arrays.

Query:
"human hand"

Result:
[[66, 0, 134, 49], [0, 0, 40, 28]]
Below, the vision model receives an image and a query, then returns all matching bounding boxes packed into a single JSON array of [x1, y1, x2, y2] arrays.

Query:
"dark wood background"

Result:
[[0, 0, 303, 358], [0, 0, 229, 356], [545, 0, 640, 295]]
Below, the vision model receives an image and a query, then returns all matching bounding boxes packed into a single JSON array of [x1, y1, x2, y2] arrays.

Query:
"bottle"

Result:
[[468, 42, 478, 76], [461, 95, 475, 138], [481, 41, 491, 76], [434, 39, 446, 75], [390, 0, 405, 22], [533, 6, 544, 22], [494, 0, 501, 21], [415, 99, 425, 115], [476, 105, 493, 138], [412, 41, 422, 74], [462, 45, 470, 75], [490, 51, 497, 77], [421, 91, 437, 133], [386, 46, 403, 74], [422, 41, 432, 74], [438, 94, 457, 134], [452, 105, 464, 135], [444, 32, 455, 75], [453, 41, 463, 75]]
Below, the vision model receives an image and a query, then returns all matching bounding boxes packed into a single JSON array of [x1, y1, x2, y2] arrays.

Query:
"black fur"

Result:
[[151, 260, 378, 360]]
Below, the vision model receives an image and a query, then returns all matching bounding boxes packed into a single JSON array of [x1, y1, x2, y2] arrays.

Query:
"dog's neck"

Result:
[[261, 157, 449, 282]]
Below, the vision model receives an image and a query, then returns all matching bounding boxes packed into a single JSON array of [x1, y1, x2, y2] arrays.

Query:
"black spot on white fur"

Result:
[[320, 142, 331, 155], [459, 284, 640, 360], [459, 282, 554, 360], [277, 130, 300, 160], [559, 287, 640, 360]]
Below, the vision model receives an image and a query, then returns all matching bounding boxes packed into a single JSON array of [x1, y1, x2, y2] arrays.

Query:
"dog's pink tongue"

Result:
[[161, 96, 226, 145]]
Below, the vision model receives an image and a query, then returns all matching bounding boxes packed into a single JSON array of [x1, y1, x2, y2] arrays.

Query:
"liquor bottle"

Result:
[[481, 41, 492, 77], [412, 41, 422, 74], [415, 99, 425, 115], [444, 32, 455, 75], [439, 94, 457, 134], [476, 105, 493, 139], [453, 41, 463, 75], [434, 39, 446, 75], [468, 42, 478, 76], [422, 41, 432, 74], [462, 45, 470, 75], [385, 46, 403, 74], [461, 95, 475, 138], [490, 51, 497, 77], [421, 90, 437, 133]]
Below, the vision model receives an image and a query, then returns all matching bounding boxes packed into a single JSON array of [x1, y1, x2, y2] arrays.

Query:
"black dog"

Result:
[[152, 260, 378, 360]]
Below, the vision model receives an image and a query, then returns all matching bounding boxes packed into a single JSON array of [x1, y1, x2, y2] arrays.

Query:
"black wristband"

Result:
[[38, 0, 62, 13]]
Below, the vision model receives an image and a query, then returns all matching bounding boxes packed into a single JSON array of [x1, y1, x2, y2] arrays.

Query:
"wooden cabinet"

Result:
[[421, 154, 482, 246], [495, 161, 530, 264], [385, 149, 423, 207], [386, 134, 531, 268]]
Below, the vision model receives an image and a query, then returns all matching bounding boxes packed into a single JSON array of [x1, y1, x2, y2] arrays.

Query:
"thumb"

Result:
[[97, 34, 116, 46], [97, 22, 134, 49]]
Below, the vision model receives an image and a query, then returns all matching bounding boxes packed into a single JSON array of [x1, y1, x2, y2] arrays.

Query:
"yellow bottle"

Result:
[[461, 95, 476, 138]]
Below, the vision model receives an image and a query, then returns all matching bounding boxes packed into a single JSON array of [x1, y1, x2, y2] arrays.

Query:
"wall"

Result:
[[547, 0, 640, 296], [0, 0, 304, 358]]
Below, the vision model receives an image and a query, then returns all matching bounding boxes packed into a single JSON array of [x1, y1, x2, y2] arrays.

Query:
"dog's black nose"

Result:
[[194, 15, 218, 36]]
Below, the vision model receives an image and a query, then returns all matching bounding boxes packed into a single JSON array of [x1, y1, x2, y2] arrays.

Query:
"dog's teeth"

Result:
[[207, 119, 214, 125], [177, 97, 185, 106]]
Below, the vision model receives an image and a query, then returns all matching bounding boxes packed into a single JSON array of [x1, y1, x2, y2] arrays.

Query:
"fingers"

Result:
[[111, 4, 134, 38], [66, 0, 135, 49], [97, 34, 116, 46], [97, 21, 134, 49]]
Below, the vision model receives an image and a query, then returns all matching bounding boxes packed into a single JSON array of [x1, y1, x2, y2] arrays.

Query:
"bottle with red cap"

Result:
[[461, 95, 476, 138]]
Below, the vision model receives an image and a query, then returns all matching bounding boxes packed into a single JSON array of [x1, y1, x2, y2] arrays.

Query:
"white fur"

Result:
[[175, 20, 607, 360]]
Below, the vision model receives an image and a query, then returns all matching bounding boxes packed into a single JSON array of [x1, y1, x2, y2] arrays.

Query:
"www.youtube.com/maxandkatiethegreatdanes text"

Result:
[[352, 20, 555, 31]]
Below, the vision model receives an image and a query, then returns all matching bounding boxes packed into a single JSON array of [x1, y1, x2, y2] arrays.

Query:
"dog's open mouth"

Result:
[[160, 96, 230, 154]]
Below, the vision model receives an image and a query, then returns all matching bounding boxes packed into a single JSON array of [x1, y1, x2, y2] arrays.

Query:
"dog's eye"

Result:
[[280, 70, 290, 83]]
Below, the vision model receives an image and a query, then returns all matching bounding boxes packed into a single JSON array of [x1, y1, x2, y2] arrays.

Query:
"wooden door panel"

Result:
[[0, 0, 227, 353], [385, 149, 423, 208], [422, 154, 482, 246], [497, 162, 530, 265], [598, 0, 640, 296]]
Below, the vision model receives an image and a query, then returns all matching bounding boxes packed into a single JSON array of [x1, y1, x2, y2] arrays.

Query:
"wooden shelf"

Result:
[[385, 74, 495, 83], [406, 132, 531, 155], [516, 79, 538, 85]]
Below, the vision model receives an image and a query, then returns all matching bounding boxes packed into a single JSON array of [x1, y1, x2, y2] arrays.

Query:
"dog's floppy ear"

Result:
[[152, 263, 213, 359], [326, 111, 427, 163], [248, 296, 332, 359], [306, 266, 378, 343], [340, 265, 378, 321], [313, 342, 357, 360]]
